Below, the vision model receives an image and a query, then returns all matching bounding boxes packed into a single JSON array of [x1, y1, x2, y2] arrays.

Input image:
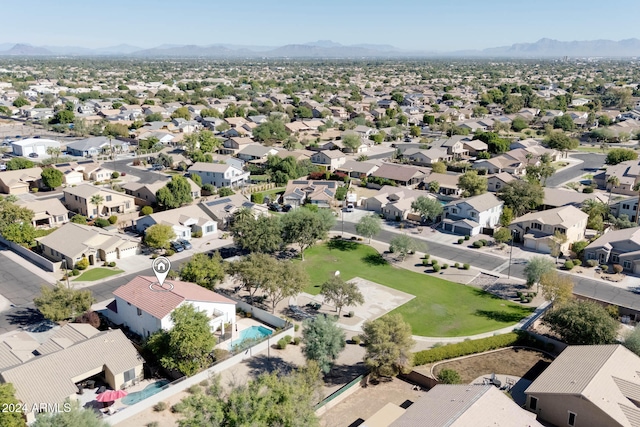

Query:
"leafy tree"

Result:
[[70, 214, 87, 224], [458, 170, 487, 196], [499, 206, 514, 227], [13, 97, 29, 107], [34, 283, 96, 322], [145, 303, 215, 376], [6, 157, 35, 170], [497, 180, 544, 217], [179, 253, 226, 289], [545, 131, 579, 156], [218, 187, 235, 197], [144, 224, 176, 250], [539, 271, 574, 305], [389, 234, 422, 261], [475, 131, 510, 154], [46, 146, 62, 163], [89, 194, 104, 217], [355, 214, 382, 243], [623, 327, 640, 357], [146, 112, 164, 122], [605, 148, 638, 165], [410, 196, 443, 222], [281, 208, 335, 260], [511, 117, 528, 132], [0, 383, 25, 427], [253, 118, 288, 143], [550, 230, 568, 263], [431, 162, 446, 174], [341, 134, 361, 152], [0, 196, 34, 235], [613, 214, 636, 230], [428, 181, 440, 193], [2, 221, 36, 247], [263, 261, 309, 313], [361, 314, 415, 378], [230, 253, 280, 300], [423, 114, 436, 125], [553, 115, 575, 131], [231, 213, 282, 254], [438, 369, 462, 384], [183, 130, 220, 153], [103, 123, 129, 137], [156, 176, 193, 209], [302, 316, 346, 374], [543, 300, 618, 345], [523, 256, 556, 290], [51, 109, 75, 124], [171, 107, 191, 120], [190, 173, 202, 187], [409, 126, 421, 137], [493, 227, 512, 244], [41, 167, 64, 189], [320, 276, 365, 317], [33, 400, 109, 427]]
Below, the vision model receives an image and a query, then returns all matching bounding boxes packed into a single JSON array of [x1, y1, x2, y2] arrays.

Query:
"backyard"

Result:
[[301, 241, 534, 337], [73, 267, 123, 281]]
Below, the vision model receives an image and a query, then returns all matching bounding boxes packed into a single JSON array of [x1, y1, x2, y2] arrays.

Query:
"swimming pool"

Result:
[[228, 325, 273, 350], [121, 380, 170, 406]]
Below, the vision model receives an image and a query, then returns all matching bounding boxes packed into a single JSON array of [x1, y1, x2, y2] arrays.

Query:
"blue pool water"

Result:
[[228, 325, 273, 350], [121, 380, 170, 405]]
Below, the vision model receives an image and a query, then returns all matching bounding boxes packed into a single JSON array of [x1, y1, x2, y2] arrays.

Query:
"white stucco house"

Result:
[[441, 193, 503, 236], [107, 276, 236, 339], [135, 204, 218, 241]]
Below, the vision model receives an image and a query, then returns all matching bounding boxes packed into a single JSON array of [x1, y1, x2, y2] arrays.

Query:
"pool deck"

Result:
[[214, 316, 273, 350], [75, 378, 163, 418]]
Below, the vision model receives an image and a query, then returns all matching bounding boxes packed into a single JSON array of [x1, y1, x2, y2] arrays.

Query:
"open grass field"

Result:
[[74, 267, 123, 281], [301, 241, 534, 337]]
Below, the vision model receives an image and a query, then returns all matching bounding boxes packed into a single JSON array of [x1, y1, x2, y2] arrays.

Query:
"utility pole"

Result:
[[507, 231, 515, 279], [62, 259, 70, 289]]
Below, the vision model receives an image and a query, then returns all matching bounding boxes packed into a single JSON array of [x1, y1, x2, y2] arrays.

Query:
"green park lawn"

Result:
[[74, 267, 123, 282], [301, 241, 533, 337]]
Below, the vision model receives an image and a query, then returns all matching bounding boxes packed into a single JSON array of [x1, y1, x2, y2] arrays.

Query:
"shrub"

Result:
[[71, 268, 80, 276], [199, 380, 209, 387], [111, 171, 120, 179], [31, 187, 39, 193], [479, 239, 488, 245], [213, 348, 230, 362], [187, 385, 202, 394], [165, 249, 175, 257], [147, 422, 159, 427], [437, 368, 462, 384], [153, 402, 167, 412], [464, 235, 470, 240], [472, 241, 484, 248], [431, 259, 438, 265], [600, 264, 609, 272], [423, 254, 430, 260], [348, 311, 354, 318], [582, 186, 594, 193], [573, 259, 582, 266], [422, 258, 430, 266], [586, 259, 598, 267], [564, 260, 574, 270], [109, 261, 116, 267], [454, 262, 460, 268], [75, 257, 89, 270], [414, 332, 524, 366], [108, 215, 118, 224], [293, 337, 301, 345], [294, 324, 299, 332], [192, 230, 203, 238], [277, 338, 289, 349], [141, 206, 153, 216], [352, 335, 361, 345], [94, 218, 110, 228], [442, 263, 448, 269], [613, 264, 624, 274], [457, 238, 464, 244], [433, 264, 441, 272], [463, 263, 470, 270], [251, 193, 265, 204]]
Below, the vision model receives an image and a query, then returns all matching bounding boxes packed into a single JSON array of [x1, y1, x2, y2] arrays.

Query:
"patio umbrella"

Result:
[[96, 389, 128, 403]]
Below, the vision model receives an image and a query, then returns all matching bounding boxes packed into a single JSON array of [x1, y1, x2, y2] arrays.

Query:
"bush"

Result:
[[31, 187, 39, 193], [422, 258, 430, 266], [251, 193, 265, 204], [192, 230, 203, 238], [433, 264, 441, 272], [479, 239, 488, 245], [277, 337, 289, 349], [564, 260, 574, 270], [94, 218, 110, 228], [108, 215, 118, 224], [165, 249, 175, 257], [437, 368, 462, 384], [454, 262, 460, 268], [600, 264, 609, 272], [153, 402, 167, 412], [75, 257, 89, 270], [457, 238, 464, 244], [573, 259, 582, 266], [293, 337, 301, 345], [213, 348, 230, 362], [463, 263, 470, 270], [472, 241, 484, 248], [586, 259, 598, 267], [348, 311, 354, 318], [414, 332, 523, 366], [583, 186, 594, 193], [294, 324, 299, 332], [464, 235, 470, 240], [352, 335, 361, 345], [442, 263, 448, 269], [141, 206, 153, 216], [431, 259, 438, 265], [109, 261, 116, 267], [71, 268, 80, 276], [187, 385, 202, 394], [147, 422, 159, 427], [613, 264, 624, 274], [423, 254, 430, 260], [111, 171, 120, 179]]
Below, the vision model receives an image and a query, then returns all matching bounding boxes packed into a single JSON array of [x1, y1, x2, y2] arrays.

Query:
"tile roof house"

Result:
[[62, 184, 137, 218], [525, 345, 640, 427], [37, 222, 141, 268], [0, 324, 144, 423], [584, 226, 640, 274], [335, 160, 379, 179], [596, 159, 640, 197], [541, 188, 608, 210], [422, 172, 462, 196], [402, 147, 452, 166], [66, 136, 128, 157], [0, 167, 43, 194], [199, 194, 264, 229], [442, 193, 503, 236], [509, 205, 588, 254], [188, 162, 250, 189], [136, 204, 218, 241], [107, 275, 236, 339], [370, 163, 428, 188], [363, 186, 433, 221], [389, 385, 542, 427], [282, 180, 337, 208], [237, 144, 279, 162], [310, 150, 347, 171], [17, 198, 69, 228], [487, 172, 516, 192]]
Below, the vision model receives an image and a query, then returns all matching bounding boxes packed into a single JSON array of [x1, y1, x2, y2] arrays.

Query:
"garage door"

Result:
[[443, 223, 453, 232], [21, 146, 34, 155], [35, 145, 47, 155], [524, 238, 537, 250]]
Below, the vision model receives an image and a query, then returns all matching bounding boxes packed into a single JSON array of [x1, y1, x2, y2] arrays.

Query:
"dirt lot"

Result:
[[430, 348, 553, 384]]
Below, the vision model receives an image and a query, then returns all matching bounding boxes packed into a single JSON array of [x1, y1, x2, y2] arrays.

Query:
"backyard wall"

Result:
[[315, 374, 370, 417], [0, 236, 58, 272], [225, 294, 289, 329]]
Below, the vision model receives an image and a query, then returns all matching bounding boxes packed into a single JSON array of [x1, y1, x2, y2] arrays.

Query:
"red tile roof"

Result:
[[112, 276, 235, 320]]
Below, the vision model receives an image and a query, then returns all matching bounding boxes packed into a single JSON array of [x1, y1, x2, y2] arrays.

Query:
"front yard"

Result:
[[301, 241, 534, 337], [73, 267, 123, 281]]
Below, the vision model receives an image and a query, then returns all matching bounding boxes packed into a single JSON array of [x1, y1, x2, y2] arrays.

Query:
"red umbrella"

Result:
[[96, 389, 128, 402]]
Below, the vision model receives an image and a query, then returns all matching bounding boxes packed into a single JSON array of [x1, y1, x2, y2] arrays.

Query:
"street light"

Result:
[[507, 230, 516, 279], [62, 259, 70, 288]]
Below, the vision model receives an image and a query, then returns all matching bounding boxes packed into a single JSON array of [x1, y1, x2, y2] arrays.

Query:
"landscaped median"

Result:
[[301, 240, 534, 337]]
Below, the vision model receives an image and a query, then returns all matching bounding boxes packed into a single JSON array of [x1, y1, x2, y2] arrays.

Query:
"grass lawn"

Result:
[[575, 146, 609, 153], [301, 241, 534, 337], [74, 267, 123, 281], [257, 187, 286, 199]]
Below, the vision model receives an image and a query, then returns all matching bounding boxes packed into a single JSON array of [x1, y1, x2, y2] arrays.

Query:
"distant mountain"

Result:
[[479, 38, 640, 57], [131, 44, 237, 58], [1, 44, 52, 56], [93, 44, 143, 55]]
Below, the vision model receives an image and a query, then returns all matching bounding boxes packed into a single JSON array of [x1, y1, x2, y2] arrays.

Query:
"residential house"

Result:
[[66, 136, 118, 157], [11, 138, 60, 157], [440, 136, 470, 159], [422, 172, 462, 196], [595, 159, 640, 196], [0, 324, 144, 423], [282, 180, 337, 208], [525, 345, 640, 427], [199, 194, 263, 229], [402, 148, 451, 166], [487, 172, 516, 192], [609, 196, 638, 223], [442, 193, 504, 236], [0, 167, 43, 194], [583, 226, 640, 273], [17, 198, 69, 228], [188, 162, 250, 188], [107, 276, 236, 339], [370, 163, 428, 188], [62, 184, 137, 218], [541, 188, 608, 210], [237, 144, 278, 163], [389, 385, 542, 427], [463, 139, 489, 156], [136, 204, 218, 241], [311, 150, 347, 171], [53, 162, 85, 185], [363, 186, 430, 220], [472, 155, 526, 176], [37, 222, 140, 267], [121, 181, 167, 205], [509, 205, 588, 254], [335, 160, 379, 179]]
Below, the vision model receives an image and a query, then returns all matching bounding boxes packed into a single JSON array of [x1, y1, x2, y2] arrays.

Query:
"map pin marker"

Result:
[[152, 256, 171, 287]]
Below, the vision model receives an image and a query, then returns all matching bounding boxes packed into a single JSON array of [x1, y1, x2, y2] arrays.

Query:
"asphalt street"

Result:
[[545, 152, 605, 187], [112, 157, 168, 184]]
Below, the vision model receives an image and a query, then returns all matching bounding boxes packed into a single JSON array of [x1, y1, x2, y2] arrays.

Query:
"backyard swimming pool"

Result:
[[228, 325, 273, 350], [121, 380, 170, 406]]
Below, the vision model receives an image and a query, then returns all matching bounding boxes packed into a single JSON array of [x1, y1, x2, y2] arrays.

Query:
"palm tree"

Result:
[[232, 207, 254, 227], [634, 182, 640, 226], [90, 194, 105, 218], [46, 146, 62, 163], [607, 176, 620, 206]]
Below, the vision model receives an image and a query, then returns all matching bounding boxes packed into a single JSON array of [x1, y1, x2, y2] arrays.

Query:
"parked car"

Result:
[[28, 152, 39, 158], [282, 204, 293, 212], [345, 203, 354, 212], [177, 239, 192, 250], [170, 241, 185, 252], [151, 164, 164, 171], [268, 203, 282, 212]]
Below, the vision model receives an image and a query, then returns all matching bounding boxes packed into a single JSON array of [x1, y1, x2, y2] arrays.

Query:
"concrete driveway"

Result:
[[545, 152, 605, 187]]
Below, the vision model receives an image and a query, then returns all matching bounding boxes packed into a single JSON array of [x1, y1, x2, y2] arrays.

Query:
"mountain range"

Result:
[[1, 38, 640, 58]]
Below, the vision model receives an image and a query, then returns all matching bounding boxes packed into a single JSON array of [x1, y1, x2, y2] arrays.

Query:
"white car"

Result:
[[346, 204, 354, 212]]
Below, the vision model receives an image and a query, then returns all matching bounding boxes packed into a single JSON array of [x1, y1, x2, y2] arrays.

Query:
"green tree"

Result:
[[89, 194, 104, 217], [545, 131, 579, 157], [431, 162, 447, 174], [497, 180, 544, 217], [0, 383, 25, 427], [103, 123, 129, 138], [46, 146, 62, 163], [458, 170, 487, 197], [475, 131, 510, 154], [70, 214, 87, 224], [253, 118, 288, 143], [2, 221, 36, 247], [13, 97, 29, 107], [281, 208, 335, 260], [190, 173, 202, 187], [230, 253, 280, 299], [409, 126, 421, 137], [410, 196, 443, 222], [543, 300, 618, 345], [605, 148, 638, 165], [493, 227, 512, 244], [140, 206, 153, 216], [428, 181, 440, 193], [0, 196, 34, 234], [511, 117, 528, 132], [218, 187, 235, 197], [156, 175, 193, 209], [145, 112, 164, 122], [171, 107, 191, 120], [341, 134, 362, 152], [389, 234, 422, 261], [144, 224, 176, 250], [361, 314, 415, 378], [355, 214, 382, 243], [437, 369, 462, 384], [624, 327, 640, 357], [539, 271, 574, 305], [33, 400, 109, 427], [146, 303, 215, 376], [523, 256, 556, 290], [41, 168, 64, 189], [231, 213, 282, 254], [320, 276, 365, 317], [6, 157, 35, 170], [264, 261, 309, 313], [553, 115, 575, 131], [34, 283, 96, 322], [499, 206, 514, 227], [51, 109, 75, 125], [302, 316, 346, 374], [179, 253, 226, 289]]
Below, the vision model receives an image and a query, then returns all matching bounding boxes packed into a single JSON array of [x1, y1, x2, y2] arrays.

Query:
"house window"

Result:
[[495, 183, 501, 189], [529, 396, 538, 410], [106, 195, 112, 202], [137, 308, 142, 316], [470, 212, 476, 218], [587, 253, 595, 260], [93, 209, 97, 215], [205, 225, 215, 233], [623, 204, 630, 210], [624, 260, 632, 270], [123, 368, 135, 382], [125, 202, 130, 209], [57, 216, 64, 222], [568, 412, 576, 426], [451, 208, 458, 214], [612, 254, 619, 263], [532, 222, 542, 230]]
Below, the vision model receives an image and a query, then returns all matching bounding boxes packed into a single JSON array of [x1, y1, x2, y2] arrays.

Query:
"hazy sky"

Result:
[[4, 0, 640, 50]]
